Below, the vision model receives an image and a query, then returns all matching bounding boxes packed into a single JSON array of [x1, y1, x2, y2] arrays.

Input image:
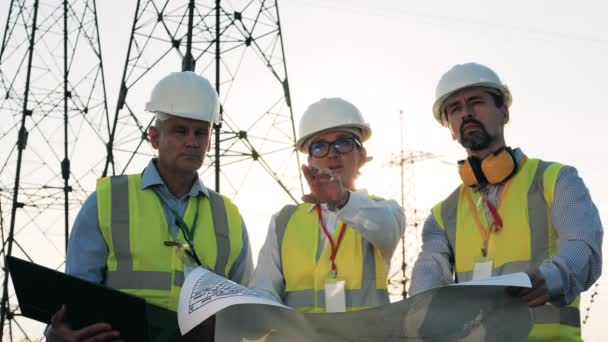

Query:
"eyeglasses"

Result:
[[309, 137, 362, 158]]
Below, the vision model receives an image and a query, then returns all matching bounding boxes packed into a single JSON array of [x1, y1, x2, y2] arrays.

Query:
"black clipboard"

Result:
[[6, 255, 185, 341]]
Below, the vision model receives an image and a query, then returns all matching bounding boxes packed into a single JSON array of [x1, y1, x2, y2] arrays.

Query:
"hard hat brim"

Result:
[[432, 84, 512, 126]]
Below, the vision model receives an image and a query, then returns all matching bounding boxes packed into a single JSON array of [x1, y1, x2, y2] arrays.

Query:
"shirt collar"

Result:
[[141, 159, 210, 198], [511, 147, 525, 164]]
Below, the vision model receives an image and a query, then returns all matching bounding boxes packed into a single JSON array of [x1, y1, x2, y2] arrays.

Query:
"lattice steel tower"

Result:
[[0, 0, 110, 339], [0, 0, 300, 340], [104, 0, 301, 200], [387, 110, 441, 299]]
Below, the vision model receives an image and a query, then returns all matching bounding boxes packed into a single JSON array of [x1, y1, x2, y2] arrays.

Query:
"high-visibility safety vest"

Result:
[[276, 203, 389, 313], [432, 158, 581, 341], [97, 174, 244, 312]]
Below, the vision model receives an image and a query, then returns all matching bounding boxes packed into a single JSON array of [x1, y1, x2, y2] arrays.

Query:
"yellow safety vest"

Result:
[[432, 158, 581, 341], [276, 203, 389, 312], [97, 174, 244, 311]]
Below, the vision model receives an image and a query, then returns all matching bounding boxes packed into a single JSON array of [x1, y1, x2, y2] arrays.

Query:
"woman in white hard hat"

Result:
[[252, 98, 405, 313], [410, 63, 602, 341]]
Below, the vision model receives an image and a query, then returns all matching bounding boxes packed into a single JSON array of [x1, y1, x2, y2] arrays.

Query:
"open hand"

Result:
[[301, 165, 348, 208]]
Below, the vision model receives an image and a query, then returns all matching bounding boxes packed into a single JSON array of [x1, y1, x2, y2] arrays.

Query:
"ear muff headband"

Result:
[[458, 147, 517, 187]]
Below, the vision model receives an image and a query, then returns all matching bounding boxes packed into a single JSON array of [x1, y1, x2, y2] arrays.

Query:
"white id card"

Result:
[[473, 260, 493, 280], [324, 278, 346, 313]]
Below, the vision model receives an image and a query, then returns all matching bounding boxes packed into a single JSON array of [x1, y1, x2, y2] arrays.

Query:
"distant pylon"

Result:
[[0, 0, 110, 340], [387, 110, 441, 298], [103, 0, 302, 201]]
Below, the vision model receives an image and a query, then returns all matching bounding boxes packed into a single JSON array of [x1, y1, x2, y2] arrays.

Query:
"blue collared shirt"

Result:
[[65, 159, 253, 285]]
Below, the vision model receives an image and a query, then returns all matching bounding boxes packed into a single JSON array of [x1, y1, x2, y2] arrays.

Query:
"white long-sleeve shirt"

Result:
[[252, 189, 406, 302]]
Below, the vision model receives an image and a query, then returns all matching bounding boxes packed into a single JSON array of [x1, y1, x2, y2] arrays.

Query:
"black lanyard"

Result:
[[156, 191, 203, 266]]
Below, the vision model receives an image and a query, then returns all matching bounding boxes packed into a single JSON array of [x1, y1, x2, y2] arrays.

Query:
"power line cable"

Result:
[[294, 0, 608, 47]]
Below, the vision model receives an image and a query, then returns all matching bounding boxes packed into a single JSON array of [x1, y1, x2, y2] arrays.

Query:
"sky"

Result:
[[1, 0, 607, 340]]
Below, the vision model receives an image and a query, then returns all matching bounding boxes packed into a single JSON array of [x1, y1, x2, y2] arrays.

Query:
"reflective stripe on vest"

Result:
[[97, 174, 243, 310], [440, 160, 552, 282], [275, 205, 297, 267], [277, 203, 388, 312], [283, 238, 387, 309], [433, 159, 581, 339], [532, 305, 580, 326], [103, 176, 170, 289], [209, 190, 232, 278]]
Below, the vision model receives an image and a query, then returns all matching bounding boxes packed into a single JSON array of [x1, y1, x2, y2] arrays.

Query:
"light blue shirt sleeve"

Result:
[[65, 191, 108, 284], [539, 166, 603, 305]]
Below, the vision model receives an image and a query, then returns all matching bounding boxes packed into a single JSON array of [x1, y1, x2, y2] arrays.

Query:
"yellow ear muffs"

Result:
[[458, 159, 480, 187], [457, 147, 517, 187], [481, 147, 517, 184]]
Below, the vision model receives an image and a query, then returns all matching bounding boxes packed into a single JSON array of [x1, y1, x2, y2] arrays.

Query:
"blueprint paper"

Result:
[[178, 267, 532, 341]]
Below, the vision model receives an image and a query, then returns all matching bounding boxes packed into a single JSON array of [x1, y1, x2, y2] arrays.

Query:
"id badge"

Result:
[[472, 256, 493, 280], [324, 277, 346, 313]]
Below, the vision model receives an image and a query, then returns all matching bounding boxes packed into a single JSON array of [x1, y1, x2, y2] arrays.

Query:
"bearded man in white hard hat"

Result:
[[252, 98, 405, 313], [409, 63, 603, 340], [47, 72, 253, 341]]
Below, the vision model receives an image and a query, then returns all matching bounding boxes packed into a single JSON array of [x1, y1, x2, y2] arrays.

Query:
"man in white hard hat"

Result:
[[252, 98, 405, 312], [410, 62, 603, 340], [47, 71, 253, 341]]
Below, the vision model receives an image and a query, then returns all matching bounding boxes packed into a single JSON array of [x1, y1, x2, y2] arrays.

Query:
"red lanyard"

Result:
[[463, 157, 526, 257], [316, 204, 347, 277], [464, 180, 512, 257], [482, 193, 503, 231]]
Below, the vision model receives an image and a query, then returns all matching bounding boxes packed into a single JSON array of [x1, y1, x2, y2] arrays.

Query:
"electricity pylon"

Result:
[[103, 0, 302, 201], [0, 1, 300, 339], [0, 0, 110, 339], [386, 110, 451, 298]]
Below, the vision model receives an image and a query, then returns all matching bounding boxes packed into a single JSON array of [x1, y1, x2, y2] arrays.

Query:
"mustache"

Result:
[[460, 118, 485, 135]]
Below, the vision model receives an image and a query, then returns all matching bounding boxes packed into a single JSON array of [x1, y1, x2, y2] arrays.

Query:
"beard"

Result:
[[460, 119, 492, 151]]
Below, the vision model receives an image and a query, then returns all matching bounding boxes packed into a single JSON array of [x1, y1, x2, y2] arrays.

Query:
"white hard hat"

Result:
[[145, 71, 219, 123], [295, 98, 371, 153], [432, 63, 512, 126]]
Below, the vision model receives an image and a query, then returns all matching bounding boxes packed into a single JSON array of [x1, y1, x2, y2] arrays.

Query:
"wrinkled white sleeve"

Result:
[[409, 215, 455, 296], [336, 190, 406, 266], [250, 212, 285, 302]]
